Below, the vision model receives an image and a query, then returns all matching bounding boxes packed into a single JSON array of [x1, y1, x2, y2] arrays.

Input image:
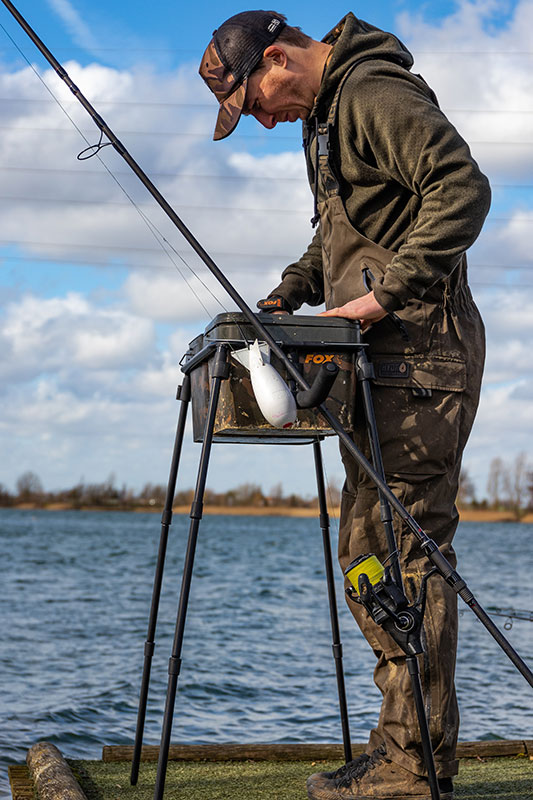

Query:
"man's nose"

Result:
[[253, 109, 277, 129]]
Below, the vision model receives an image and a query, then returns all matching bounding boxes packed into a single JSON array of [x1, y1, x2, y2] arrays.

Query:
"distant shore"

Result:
[[6, 503, 533, 522]]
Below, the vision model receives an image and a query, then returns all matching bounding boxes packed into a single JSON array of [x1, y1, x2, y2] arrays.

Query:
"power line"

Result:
[[0, 123, 532, 146], [0, 193, 312, 213], [1, 41, 533, 56], [0, 244, 530, 271], [0, 164, 309, 182], [0, 164, 531, 190], [0, 122, 302, 141], [415, 50, 533, 56], [0, 236, 509, 260], [1, 255, 531, 288], [0, 193, 532, 222], [2, 96, 533, 115]]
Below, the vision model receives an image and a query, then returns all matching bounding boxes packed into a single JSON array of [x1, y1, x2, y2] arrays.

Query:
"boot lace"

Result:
[[336, 744, 387, 789]]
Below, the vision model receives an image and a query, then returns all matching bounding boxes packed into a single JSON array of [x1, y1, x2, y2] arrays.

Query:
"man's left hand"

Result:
[[318, 290, 387, 332]]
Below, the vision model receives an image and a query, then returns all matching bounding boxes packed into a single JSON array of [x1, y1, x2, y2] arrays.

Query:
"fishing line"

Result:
[[459, 606, 533, 629], [0, 18, 232, 323]]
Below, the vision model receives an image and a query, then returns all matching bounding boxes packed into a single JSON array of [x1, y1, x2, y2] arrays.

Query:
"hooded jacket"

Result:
[[270, 13, 491, 314]]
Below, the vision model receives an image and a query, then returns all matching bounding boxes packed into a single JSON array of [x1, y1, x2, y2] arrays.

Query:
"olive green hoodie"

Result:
[[270, 13, 491, 313]]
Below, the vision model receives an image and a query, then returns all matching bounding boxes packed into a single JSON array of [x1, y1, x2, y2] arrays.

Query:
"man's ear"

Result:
[[263, 44, 288, 67]]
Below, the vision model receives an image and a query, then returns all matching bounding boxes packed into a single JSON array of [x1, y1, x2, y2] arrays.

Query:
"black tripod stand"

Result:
[[131, 330, 355, 794], [130, 318, 490, 800]]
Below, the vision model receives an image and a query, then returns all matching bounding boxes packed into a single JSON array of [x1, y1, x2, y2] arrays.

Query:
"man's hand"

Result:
[[318, 290, 387, 332], [256, 295, 292, 314]]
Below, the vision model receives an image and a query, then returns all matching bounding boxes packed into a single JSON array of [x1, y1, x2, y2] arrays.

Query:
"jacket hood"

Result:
[[311, 13, 414, 119]]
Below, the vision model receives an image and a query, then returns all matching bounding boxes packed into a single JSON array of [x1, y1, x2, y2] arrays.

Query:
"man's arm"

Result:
[[266, 227, 325, 311], [338, 62, 491, 313]]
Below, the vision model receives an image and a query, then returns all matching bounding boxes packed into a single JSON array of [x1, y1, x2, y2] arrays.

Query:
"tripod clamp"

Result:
[[345, 555, 438, 658]]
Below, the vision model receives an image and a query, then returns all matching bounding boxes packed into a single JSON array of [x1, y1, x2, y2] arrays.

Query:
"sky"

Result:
[[0, 0, 531, 500]]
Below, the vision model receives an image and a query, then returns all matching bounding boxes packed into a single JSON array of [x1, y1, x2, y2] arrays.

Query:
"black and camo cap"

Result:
[[199, 10, 286, 140]]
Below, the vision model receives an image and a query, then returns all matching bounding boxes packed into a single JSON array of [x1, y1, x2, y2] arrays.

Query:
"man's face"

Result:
[[243, 59, 315, 129]]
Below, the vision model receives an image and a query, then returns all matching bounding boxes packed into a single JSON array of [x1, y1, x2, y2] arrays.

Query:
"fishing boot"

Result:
[[306, 744, 454, 799]]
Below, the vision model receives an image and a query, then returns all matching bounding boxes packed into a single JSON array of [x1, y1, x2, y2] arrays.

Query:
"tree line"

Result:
[[457, 453, 532, 519], [1, 453, 531, 518], [0, 472, 338, 511]]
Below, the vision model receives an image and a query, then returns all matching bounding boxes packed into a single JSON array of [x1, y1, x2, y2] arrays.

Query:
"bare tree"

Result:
[[230, 483, 264, 506], [0, 483, 14, 506], [502, 452, 530, 519], [269, 482, 284, 505], [457, 468, 476, 508], [16, 471, 44, 502], [139, 482, 167, 506], [486, 457, 504, 509], [326, 476, 342, 508]]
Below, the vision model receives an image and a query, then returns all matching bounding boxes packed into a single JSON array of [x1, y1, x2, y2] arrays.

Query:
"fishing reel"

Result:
[[345, 554, 437, 657]]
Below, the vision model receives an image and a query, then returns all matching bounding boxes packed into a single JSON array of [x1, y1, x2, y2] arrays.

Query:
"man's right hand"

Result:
[[256, 296, 292, 314]]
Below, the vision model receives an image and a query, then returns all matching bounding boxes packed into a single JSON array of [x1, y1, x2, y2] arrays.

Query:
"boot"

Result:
[[306, 745, 454, 800]]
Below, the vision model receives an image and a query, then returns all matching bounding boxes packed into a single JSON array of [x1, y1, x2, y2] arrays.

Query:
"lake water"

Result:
[[1, 509, 532, 796]]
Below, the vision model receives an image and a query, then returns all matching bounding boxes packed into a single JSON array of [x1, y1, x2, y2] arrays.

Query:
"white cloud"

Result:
[[398, 0, 533, 179], [46, 0, 99, 54], [0, 293, 155, 380], [0, 59, 312, 312]]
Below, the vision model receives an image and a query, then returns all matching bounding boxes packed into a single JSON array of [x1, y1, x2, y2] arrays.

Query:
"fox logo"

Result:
[[304, 353, 336, 365]]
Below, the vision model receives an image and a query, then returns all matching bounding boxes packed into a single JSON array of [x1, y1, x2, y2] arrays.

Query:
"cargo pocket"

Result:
[[369, 356, 466, 476]]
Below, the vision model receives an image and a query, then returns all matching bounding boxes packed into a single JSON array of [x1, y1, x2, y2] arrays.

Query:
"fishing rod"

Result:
[[3, 0, 532, 714]]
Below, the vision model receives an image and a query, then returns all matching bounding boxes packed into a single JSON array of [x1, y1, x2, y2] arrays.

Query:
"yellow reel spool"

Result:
[[345, 554, 385, 595]]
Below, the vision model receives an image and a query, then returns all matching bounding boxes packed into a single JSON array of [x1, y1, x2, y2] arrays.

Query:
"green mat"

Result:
[[69, 757, 533, 800]]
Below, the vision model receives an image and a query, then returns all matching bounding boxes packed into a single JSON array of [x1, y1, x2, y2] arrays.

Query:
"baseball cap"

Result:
[[199, 11, 286, 141]]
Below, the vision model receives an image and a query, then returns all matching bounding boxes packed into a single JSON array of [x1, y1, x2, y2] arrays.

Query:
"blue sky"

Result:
[[1, 1, 470, 68], [0, 0, 531, 500]]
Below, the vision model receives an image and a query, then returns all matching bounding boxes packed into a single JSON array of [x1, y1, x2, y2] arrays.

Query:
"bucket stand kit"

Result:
[[2, 3, 532, 799]]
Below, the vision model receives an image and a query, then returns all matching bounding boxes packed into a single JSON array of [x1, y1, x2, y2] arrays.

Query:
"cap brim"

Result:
[[213, 78, 248, 141]]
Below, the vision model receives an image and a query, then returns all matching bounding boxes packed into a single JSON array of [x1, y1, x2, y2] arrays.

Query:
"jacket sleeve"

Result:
[[340, 64, 491, 312], [268, 227, 325, 310]]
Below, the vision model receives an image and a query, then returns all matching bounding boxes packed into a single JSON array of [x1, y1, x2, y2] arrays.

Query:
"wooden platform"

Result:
[[102, 739, 533, 763]]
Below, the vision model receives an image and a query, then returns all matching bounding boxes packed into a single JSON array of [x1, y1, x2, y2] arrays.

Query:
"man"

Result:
[[199, 11, 490, 800]]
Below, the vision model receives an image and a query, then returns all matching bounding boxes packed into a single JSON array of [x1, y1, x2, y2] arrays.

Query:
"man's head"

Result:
[[199, 10, 324, 140]]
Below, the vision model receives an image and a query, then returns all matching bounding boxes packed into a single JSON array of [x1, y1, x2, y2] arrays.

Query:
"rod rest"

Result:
[[296, 362, 339, 408]]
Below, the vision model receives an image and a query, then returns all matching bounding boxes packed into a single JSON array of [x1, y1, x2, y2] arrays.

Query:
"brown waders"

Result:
[[312, 65, 485, 781]]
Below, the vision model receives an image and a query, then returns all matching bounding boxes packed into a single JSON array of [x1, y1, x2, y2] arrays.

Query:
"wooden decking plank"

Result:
[[102, 739, 533, 763]]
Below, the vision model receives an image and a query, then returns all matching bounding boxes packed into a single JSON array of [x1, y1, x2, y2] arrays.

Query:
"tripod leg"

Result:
[[130, 375, 191, 785], [407, 656, 440, 800], [313, 440, 352, 763], [153, 344, 229, 800]]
